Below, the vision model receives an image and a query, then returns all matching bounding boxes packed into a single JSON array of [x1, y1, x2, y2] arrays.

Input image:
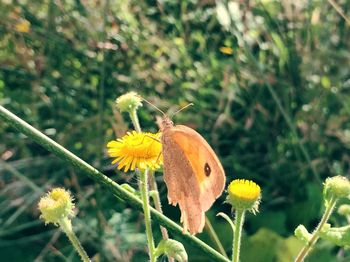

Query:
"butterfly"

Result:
[[159, 111, 226, 235]]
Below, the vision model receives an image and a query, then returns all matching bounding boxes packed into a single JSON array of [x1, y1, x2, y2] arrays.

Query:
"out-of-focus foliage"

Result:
[[1, 0, 350, 261]]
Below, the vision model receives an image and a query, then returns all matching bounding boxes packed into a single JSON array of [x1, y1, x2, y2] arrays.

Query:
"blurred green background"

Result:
[[1, 0, 350, 261]]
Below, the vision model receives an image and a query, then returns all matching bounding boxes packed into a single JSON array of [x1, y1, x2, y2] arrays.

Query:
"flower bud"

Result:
[[338, 204, 350, 216], [294, 225, 312, 244], [319, 224, 350, 247], [38, 188, 75, 225], [155, 239, 188, 262], [226, 179, 261, 213], [323, 176, 350, 204], [115, 91, 142, 113]]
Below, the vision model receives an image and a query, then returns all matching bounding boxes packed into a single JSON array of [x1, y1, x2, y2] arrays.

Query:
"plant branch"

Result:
[[139, 169, 156, 262], [294, 198, 337, 262]]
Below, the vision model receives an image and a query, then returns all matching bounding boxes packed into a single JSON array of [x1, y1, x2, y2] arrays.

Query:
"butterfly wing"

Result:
[[162, 131, 204, 234], [162, 124, 226, 234]]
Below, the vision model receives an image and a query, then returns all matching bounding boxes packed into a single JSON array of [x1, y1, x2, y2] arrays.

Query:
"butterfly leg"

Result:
[[133, 134, 161, 147], [155, 151, 162, 165], [144, 134, 161, 143]]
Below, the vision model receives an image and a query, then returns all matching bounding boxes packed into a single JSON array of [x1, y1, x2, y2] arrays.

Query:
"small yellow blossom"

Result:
[[219, 46, 233, 55], [38, 188, 75, 225], [15, 19, 30, 33], [107, 131, 162, 172], [227, 179, 261, 212]]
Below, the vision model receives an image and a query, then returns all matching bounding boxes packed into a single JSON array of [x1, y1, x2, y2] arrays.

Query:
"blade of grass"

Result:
[[205, 216, 228, 258], [0, 159, 42, 194], [0, 221, 41, 237], [327, 0, 350, 26], [0, 230, 55, 247]]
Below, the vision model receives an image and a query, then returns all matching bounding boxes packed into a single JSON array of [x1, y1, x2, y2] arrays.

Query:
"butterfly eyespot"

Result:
[[204, 163, 211, 177]]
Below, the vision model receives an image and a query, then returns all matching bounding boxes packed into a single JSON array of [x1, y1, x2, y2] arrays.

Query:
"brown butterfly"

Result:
[[148, 102, 226, 235]]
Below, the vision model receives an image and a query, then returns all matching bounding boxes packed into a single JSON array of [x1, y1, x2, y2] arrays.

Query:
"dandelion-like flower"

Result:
[[227, 179, 261, 212], [38, 188, 75, 225], [107, 131, 162, 172]]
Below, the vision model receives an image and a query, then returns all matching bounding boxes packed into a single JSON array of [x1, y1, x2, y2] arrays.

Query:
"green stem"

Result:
[[0, 105, 229, 262], [129, 109, 141, 132], [129, 104, 172, 261], [294, 198, 337, 262], [205, 216, 228, 258], [129, 103, 159, 261], [232, 209, 245, 262], [149, 173, 174, 262], [139, 169, 156, 262], [59, 217, 90, 262], [149, 171, 170, 241]]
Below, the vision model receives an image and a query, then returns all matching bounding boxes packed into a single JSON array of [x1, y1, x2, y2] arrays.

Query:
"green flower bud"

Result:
[[155, 239, 188, 262], [319, 224, 350, 247], [115, 91, 142, 113], [338, 204, 350, 216], [323, 176, 350, 204], [226, 179, 261, 213], [294, 225, 312, 244], [38, 188, 75, 225]]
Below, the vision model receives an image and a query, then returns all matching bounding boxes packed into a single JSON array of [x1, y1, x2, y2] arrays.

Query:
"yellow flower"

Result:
[[15, 19, 30, 33], [219, 46, 233, 55], [227, 179, 261, 212], [107, 131, 162, 172], [38, 188, 75, 225]]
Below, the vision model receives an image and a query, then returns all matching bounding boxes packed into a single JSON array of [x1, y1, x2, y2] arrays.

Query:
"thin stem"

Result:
[[149, 171, 170, 241], [139, 169, 156, 262], [0, 105, 229, 262], [232, 209, 245, 262], [129, 103, 157, 260], [129, 109, 141, 132], [327, 0, 350, 26], [149, 173, 174, 262], [149, 178, 175, 262], [59, 217, 90, 262], [129, 104, 173, 261], [205, 216, 228, 258], [97, 0, 108, 166], [294, 198, 337, 262]]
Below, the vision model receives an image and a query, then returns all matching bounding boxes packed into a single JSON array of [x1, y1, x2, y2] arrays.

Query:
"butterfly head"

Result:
[[160, 116, 174, 131]]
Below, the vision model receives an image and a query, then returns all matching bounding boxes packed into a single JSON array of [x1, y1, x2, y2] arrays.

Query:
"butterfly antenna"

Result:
[[170, 103, 194, 118], [138, 95, 166, 116]]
